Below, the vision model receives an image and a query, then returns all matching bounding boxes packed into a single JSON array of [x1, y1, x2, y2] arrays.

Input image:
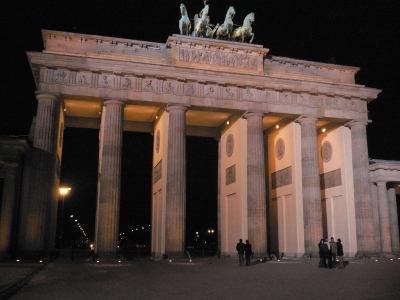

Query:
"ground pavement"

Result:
[[1, 255, 400, 300]]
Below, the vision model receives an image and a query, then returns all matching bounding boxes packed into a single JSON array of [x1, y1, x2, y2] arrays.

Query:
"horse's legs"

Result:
[[249, 33, 254, 43]]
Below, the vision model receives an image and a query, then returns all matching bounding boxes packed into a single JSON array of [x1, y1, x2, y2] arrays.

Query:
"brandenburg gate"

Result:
[[3, 24, 398, 259]]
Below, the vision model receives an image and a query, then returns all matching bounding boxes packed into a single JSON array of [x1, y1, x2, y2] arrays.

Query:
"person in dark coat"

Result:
[[244, 240, 252, 266], [236, 239, 245, 266], [336, 238, 345, 269], [318, 238, 325, 268]]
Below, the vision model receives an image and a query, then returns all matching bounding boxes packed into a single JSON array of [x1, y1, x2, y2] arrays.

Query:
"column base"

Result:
[[164, 251, 187, 259], [302, 251, 319, 259], [355, 251, 379, 259]]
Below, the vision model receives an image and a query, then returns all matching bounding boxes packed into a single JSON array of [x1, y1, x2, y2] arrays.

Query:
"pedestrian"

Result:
[[318, 238, 328, 268], [236, 239, 245, 266], [329, 237, 337, 267], [324, 237, 332, 268], [336, 238, 345, 269], [244, 240, 252, 266]]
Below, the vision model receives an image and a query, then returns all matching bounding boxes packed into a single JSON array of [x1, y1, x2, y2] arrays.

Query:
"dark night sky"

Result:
[[1, 1, 399, 241]]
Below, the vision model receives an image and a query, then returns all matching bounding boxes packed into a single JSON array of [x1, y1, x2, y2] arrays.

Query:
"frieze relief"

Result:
[[184, 83, 196, 96], [41, 67, 367, 116], [179, 48, 257, 70], [163, 81, 176, 93], [53, 70, 69, 83], [142, 78, 158, 91], [76, 72, 91, 85], [98, 74, 115, 88], [223, 87, 237, 99], [297, 94, 309, 106], [121, 77, 133, 89], [204, 85, 217, 98]]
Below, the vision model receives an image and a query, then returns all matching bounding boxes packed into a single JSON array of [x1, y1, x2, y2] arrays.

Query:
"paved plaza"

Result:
[[1, 255, 399, 300]]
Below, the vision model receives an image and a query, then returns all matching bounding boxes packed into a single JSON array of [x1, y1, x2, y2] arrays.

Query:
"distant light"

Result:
[[59, 187, 71, 195], [196, 232, 199, 234], [391, 259, 393, 261], [99, 111, 102, 115], [96, 261, 99, 263], [118, 260, 121, 263], [16, 259, 20, 262], [131, 230, 134, 232], [63, 108, 66, 112], [375, 259, 378, 261], [277, 259, 280, 262], [70, 215, 73, 218], [136, 228, 138, 231], [169, 260, 172, 262], [189, 260, 192, 262], [39, 260, 43, 263], [227, 121, 230, 125], [149, 224, 151, 226], [155, 115, 158, 119], [276, 125, 279, 129], [75, 220, 78, 222], [322, 128, 326, 133]]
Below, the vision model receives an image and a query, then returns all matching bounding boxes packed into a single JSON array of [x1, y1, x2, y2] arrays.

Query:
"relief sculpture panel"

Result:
[[179, 49, 257, 70], [320, 168, 342, 190], [271, 166, 292, 189]]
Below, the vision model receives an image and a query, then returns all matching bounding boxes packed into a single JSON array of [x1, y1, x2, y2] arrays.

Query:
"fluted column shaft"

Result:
[[23, 94, 59, 254], [370, 183, 382, 251], [376, 182, 392, 253], [165, 105, 187, 256], [298, 117, 322, 256], [95, 100, 125, 256], [0, 165, 19, 253], [245, 112, 267, 256], [349, 122, 375, 253], [387, 186, 400, 252]]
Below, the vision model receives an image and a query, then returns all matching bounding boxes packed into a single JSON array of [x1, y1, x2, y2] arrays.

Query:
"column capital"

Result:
[[242, 111, 265, 119], [165, 104, 188, 113], [347, 120, 371, 128], [296, 116, 318, 124], [35, 93, 59, 102], [376, 181, 387, 187], [103, 99, 126, 108]]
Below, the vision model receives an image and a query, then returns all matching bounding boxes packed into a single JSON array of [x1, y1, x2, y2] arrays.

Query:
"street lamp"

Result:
[[59, 187, 71, 248]]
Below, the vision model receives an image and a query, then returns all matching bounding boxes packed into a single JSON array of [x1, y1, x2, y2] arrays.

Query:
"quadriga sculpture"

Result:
[[193, 4, 213, 38], [215, 6, 236, 40], [179, 3, 191, 35], [231, 12, 255, 43]]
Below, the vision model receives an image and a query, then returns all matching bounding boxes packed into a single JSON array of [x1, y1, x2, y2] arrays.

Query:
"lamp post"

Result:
[[59, 187, 71, 248]]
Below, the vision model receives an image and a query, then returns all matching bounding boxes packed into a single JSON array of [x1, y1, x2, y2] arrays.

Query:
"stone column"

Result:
[[0, 165, 19, 254], [349, 121, 375, 254], [217, 138, 222, 257], [387, 186, 400, 253], [165, 105, 187, 257], [244, 112, 267, 257], [370, 183, 382, 252], [376, 182, 392, 253], [23, 93, 59, 255], [95, 99, 125, 257], [298, 117, 322, 256]]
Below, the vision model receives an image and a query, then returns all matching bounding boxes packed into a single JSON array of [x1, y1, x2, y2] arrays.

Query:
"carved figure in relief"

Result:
[[216, 6, 236, 40], [231, 12, 255, 43], [179, 4, 191, 35]]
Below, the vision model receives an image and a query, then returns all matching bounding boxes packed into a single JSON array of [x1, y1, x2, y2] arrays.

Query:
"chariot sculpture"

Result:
[[179, 2, 255, 43]]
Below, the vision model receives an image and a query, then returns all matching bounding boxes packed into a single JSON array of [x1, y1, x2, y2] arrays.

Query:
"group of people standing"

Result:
[[236, 239, 253, 266], [319, 237, 344, 269]]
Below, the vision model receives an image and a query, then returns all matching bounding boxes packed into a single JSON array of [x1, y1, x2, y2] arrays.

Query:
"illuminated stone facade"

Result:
[[2, 29, 398, 259]]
